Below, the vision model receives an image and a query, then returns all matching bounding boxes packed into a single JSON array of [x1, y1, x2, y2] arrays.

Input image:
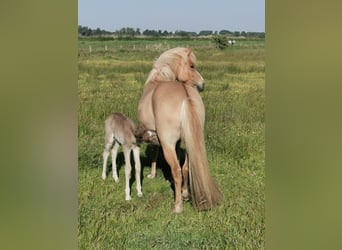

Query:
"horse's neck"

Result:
[[145, 67, 176, 84]]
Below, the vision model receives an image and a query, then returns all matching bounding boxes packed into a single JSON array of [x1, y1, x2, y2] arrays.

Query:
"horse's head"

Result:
[[176, 48, 205, 92], [147, 48, 205, 91]]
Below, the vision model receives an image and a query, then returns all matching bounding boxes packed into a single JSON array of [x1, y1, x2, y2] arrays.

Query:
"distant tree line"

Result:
[[78, 26, 112, 36], [78, 25, 265, 38]]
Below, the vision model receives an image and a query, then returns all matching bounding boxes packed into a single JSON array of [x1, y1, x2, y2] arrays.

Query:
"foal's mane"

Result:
[[145, 47, 196, 85]]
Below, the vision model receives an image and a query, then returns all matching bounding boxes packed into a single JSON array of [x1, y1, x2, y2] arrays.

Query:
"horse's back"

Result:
[[137, 84, 156, 131], [153, 81, 188, 105], [151, 82, 189, 143], [152, 81, 202, 112]]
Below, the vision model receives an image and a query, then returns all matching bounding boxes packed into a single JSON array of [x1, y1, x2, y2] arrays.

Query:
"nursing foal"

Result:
[[102, 112, 143, 200]]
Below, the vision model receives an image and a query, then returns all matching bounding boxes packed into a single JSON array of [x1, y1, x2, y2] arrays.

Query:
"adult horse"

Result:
[[137, 47, 222, 213]]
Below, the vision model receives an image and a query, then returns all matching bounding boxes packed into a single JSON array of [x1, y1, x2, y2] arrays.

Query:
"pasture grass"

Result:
[[78, 38, 265, 249]]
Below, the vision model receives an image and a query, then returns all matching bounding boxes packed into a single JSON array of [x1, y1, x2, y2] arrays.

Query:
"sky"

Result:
[[78, 0, 265, 33]]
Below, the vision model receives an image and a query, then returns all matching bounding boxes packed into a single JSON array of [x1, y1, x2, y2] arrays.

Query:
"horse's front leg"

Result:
[[181, 153, 189, 201], [148, 146, 159, 179]]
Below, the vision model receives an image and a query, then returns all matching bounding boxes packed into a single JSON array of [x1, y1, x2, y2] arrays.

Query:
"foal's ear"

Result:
[[186, 47, 193, 56]]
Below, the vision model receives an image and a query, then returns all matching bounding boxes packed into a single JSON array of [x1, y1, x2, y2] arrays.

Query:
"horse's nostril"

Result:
[[197, 83, 205, 92]]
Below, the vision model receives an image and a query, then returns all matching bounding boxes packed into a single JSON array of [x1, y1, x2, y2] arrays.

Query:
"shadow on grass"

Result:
[[142, 143, 187, 196], [95, 142, 187, 197]]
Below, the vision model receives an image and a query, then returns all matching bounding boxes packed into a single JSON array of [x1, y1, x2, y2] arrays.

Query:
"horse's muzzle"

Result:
[[196, 83, 205, 92]]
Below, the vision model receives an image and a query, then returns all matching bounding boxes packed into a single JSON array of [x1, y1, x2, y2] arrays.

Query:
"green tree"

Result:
[[199, 30, 213, 36], [212, 35, 228, 49], [219, 30, 232, 35]]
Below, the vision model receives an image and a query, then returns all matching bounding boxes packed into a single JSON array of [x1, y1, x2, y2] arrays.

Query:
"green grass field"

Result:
[[78, 38, 265, 249]]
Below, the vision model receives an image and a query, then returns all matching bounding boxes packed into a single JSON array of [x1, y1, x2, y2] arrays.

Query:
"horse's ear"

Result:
[[186, 47, 192, 56]]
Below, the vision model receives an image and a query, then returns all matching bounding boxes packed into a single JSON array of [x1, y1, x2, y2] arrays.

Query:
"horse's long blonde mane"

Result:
[[145, 47, 196, 84]]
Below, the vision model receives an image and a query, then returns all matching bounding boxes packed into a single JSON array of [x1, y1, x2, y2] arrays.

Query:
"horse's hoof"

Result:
[[125, 196, 131, 201], [147, 173, 155, 179], [182, 191, 189, 201], [101, 173, 106, 180], [137, 192, 143, 197], [171, 206, 183, 214], [113, 177, 119, 183], [182, 196, 189, 201]]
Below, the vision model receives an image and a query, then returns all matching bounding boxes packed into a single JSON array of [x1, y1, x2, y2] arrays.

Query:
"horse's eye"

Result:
[[190, 64, 195, 69]]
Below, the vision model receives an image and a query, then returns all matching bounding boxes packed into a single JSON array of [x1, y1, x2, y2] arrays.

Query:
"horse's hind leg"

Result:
[[162, 144, 183, 213], [123, 145, 132, 201], [148, 146, 159, 179], [132, 145, 143, 197], [181, 154, 189, 201], [111, 141, 120, 182], [102, 134, 114, 180]]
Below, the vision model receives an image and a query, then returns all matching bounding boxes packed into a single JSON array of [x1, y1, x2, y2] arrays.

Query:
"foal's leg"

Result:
[[123, 145, 132, 201], [111, 142, 120, 182], [181, 154, 189, 201], [147, 146, 159, 179], [132, 145, 143, 197], [162, 144, 183, 213], [102, 135, 114, 180]]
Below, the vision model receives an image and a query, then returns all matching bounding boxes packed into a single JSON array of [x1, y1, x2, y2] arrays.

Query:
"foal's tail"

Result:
[[180, 95, 222, 210]]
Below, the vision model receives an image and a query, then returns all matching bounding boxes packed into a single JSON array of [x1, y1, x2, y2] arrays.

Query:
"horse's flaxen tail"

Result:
[[180, 95, 222, 211]]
